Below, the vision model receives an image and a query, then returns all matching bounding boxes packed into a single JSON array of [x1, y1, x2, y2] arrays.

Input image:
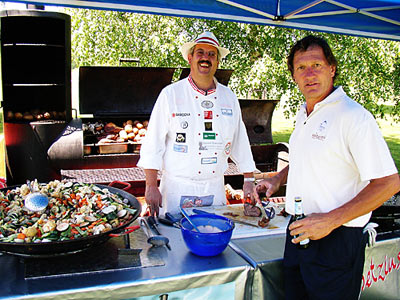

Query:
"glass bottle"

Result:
[[294, 196, 310, 249]]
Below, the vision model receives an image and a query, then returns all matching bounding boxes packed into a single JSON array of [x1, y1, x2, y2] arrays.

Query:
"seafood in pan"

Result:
[[0, 180, 137, 243]]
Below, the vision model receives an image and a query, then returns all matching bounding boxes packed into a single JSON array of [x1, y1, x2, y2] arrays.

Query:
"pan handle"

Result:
[[109, 225, 140, 237], [108, 181, 131, 191]]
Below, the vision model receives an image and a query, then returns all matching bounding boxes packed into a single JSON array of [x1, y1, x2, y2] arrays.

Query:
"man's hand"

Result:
[[144, 185, 162, 217], [289, 213, 335, 244]]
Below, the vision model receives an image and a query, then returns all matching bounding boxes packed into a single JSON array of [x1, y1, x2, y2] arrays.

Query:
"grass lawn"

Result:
[[271, 106, 400, 171]]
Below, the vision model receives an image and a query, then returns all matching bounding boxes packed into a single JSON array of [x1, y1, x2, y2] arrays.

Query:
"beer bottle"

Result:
[[294, 196, 309, 249]]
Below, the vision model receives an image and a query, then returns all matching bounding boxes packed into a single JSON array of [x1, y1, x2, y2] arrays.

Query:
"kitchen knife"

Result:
[[192, 209, 260, 228], [158, 217, 180, 228]]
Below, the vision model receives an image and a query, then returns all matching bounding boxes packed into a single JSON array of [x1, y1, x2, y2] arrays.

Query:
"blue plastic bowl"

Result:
[[180, 214, 235, 257]]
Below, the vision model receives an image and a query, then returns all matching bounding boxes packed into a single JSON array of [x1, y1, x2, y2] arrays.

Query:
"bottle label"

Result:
[[294, 202, 302, 215]]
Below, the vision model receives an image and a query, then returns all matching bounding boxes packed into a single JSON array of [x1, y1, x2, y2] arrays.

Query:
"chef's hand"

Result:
[[144, 185, 162, 217], [243, 181, 256, 204], [289, 213, 335, 244]]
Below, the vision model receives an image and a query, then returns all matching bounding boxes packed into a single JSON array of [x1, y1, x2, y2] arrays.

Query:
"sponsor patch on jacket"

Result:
[[172, 112, 190, 117], [201, 100, 214, 109], [204, 111, 213, 119], [312, 120, 327, 141], [180, 195, 214, 208], [201, 157, 217, 164], [221, 108, 233, 116], [203, 132, 216, 140], [224, 142, 232, 155], [204, 122, 212, 131], [176, 133, 186, 143], [173, 144, 188, 153], [181, 121, 188, 129], [199, 141, 224, 151]]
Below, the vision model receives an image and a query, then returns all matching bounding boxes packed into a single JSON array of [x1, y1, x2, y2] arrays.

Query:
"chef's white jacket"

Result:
[[138, 76, 256, 214]]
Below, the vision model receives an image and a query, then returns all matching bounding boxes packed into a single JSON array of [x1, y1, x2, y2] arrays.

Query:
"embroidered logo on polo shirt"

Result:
[[173, 144, 188, 153], [221, 108, 233, 116], [203, 133, 216, 140], [204, 111, 213, 119], [201, 100, 214, 109], [312, 120, 327, 141], [176, 133, 186, 143]]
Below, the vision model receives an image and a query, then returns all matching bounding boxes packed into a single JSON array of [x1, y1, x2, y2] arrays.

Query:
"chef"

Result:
[[138, 31, 256, 216]]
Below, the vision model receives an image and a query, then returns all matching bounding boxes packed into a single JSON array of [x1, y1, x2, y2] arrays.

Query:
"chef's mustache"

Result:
[[198, 60, 212, 67]]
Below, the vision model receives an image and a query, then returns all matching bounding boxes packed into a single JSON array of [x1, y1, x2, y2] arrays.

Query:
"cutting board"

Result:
[[187, 202, 290, 239]]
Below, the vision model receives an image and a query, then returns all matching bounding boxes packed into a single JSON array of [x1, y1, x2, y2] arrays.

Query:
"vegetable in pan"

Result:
[[0, 180, 137, 243]]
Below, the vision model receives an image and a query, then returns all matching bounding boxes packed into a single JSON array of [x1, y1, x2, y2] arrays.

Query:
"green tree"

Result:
[[66, 8, 400, 122]]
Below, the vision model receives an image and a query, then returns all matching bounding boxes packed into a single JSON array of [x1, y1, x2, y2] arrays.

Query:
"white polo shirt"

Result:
[[286, 86, 398, 227]]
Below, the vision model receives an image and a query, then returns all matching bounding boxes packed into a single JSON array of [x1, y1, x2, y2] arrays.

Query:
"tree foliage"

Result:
[[66, 8, 400, 122]]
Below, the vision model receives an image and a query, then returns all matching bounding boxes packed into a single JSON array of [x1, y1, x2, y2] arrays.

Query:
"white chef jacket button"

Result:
[[195, 96, 198, 99], [198, 113, 200, 116], [216, 114, 219, 117], [199, 152, 201, 155], [214, 152, 217, 155], [198, 171, 201, 174], [212, 171, 215, 173], [216, 133, 218, 136], [198, 133, 201, 135], [214, 97, 217, 99]]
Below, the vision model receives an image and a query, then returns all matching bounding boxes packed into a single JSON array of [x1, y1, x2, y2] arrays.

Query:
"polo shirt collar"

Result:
[[300, 86, 344, 114]]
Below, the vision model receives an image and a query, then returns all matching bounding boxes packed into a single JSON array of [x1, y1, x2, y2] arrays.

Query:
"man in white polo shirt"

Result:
[[254, 35, 400, 299], [138, 31, 256, 217]]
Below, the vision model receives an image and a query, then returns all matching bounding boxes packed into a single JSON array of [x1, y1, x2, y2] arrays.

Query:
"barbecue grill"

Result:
[[1, 10, 71, 185]]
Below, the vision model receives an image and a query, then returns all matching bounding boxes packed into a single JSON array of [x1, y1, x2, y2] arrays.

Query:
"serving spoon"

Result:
[[24, 180, 49, 212], [180, 207, 201, 233]]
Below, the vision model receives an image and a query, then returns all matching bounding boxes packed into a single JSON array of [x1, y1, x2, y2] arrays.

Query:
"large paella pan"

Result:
[[0, 180, 141, 256]]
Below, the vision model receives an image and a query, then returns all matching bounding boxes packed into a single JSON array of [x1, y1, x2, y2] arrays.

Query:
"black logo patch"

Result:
[[176, 133, 186, 143], [204, 122, 213, 131]]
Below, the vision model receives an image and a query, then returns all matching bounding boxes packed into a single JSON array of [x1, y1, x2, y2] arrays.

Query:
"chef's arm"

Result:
[[242, 172, 255, 203], [254, 165, 289, 203], [143, 169, 162, 217]]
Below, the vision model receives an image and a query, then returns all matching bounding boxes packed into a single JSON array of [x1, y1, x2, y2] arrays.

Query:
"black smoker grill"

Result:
[[0, 10, 71, 185]]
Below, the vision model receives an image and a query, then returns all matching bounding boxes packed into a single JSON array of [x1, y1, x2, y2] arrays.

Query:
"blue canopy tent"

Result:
[[9, 0, 400, 41]]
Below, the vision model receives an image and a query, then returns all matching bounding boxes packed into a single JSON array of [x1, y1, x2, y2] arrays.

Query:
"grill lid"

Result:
[[79, 66, 175, 117]]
